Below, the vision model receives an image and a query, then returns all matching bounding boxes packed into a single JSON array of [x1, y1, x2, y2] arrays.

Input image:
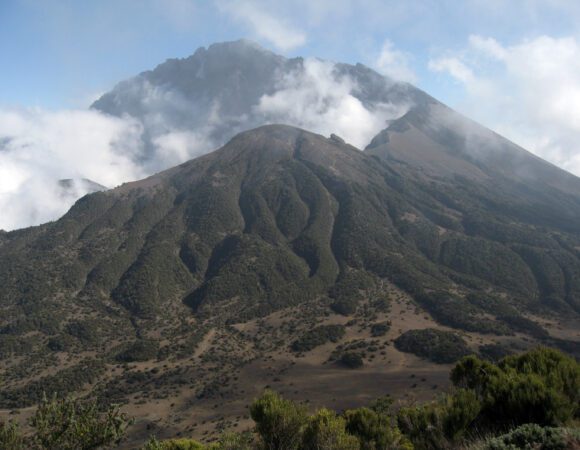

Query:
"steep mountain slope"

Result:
[[0, 125, 578, 443]]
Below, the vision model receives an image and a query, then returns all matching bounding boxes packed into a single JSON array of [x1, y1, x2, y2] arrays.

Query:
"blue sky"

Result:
[[2, 0, 579, 109]]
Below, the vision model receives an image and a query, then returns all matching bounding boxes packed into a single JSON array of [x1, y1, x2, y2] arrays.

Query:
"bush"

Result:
[[397, 389, 480, 448], [370, 322, 390, 337], [451, 347, 580, 429], [291, 325, 346, 352], [0, 421, 25, 450], [30, 395, 131, 450], [250, 390, 307, 450], [142, 438, 206, 450], [115, 339, 160, 362], [395, 328, 472, 363], [210, 432, 254, 450], [339, 352, 364, 369], [480, 424, 580, 450], [302, 408, 359, 450], [344, 407, 411, 450]]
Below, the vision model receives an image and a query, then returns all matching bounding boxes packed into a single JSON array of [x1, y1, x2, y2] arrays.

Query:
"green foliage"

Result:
[[439, 237, 536, 297], [451, 347, 580, 429], [291, 325, 346, 352], [0, 421, 25, 450], [250, 390, 307, 450], [370, 322, 390, 337], [302, 408, 360, 450], [394, 328, 472, 364], [30, 395, 131, 450], [210, 432, 255, 450], [478, 424, 580, 450], [0, 359, 106, 408], [339, 352, 364, 369], [396, 401, 448, 449], [478, 344, 512, 362], [344, 407, 411, 450], [415, 292, 512, 335], [115, 338, 160, 362], [142, 437, 206, 450], [329, 270, 378, 315]]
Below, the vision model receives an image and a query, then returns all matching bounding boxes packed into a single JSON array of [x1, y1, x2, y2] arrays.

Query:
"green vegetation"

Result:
[[339, 352, 364, 369], [451, 347, 580, 428], [394, 328, 472, 363], [291, 325, 346, 352], [115, 338, 160, 362], [475, 424, 580, 450], [1, 347, 577, 450], [1, 125, 580, 446], [0, 395, 131, 449], [370, 322, 390, 337]]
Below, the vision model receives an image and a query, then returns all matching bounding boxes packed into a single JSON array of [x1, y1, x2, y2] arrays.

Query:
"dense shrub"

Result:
[[370, 322, 390, 337], [345, 407, 411, 450], [397, 389, 481, 449], [142, 438, 205, 450], [339, 352, 364, 369], [30, 395, 131, 450], [479, 424, 580, 450], [291, 325, 346, 352], [302, 408, 359, 450], [394, 328, 472, 363], [115, 339, 160, 362], [0, 421, 25, 450], [451, 347, 580, 429], [250, 390, 307, 450]]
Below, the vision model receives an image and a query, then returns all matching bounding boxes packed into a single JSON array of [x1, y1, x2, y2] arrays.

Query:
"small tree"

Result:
[[302, 408, 359, 450], [250, 390, 307, 450], [345, 407, 411, 450], [30, 394, 131, 450], [0, 420, 25, 450]]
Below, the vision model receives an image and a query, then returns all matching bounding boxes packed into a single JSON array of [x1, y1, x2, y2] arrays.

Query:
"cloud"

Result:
[[0, 108, 146, 230], [375, 40, 417, 83], [429, 57, 476, 84], [428, 35, 580, 176], [216, 0, 307, 50], [255, 58, 409, 148]]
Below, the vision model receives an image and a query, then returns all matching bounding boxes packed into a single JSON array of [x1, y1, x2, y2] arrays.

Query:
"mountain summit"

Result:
[[91, 39, 426, 167]]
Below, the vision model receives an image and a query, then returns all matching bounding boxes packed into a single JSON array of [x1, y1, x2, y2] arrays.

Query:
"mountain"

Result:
[[0, 123, 579, 444], [90, 39, 427, 167]]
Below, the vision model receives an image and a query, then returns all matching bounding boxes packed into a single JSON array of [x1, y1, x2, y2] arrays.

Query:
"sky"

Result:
[[1, 0, 580, 229]]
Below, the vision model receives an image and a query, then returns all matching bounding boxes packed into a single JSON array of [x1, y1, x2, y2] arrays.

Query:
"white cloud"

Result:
[[429, 57, 476, 84], [217, 0, 307, 51], [375, 40, 417, 83], [255, 59, 409, 148], [0, 108, 146, 231], [429, 35, 580, 176]]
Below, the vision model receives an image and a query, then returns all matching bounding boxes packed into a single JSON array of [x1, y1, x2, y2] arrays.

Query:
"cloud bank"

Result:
[[0, 108, 144, 230], [256, 59, 408, 149], [429, 35, 580, 176]]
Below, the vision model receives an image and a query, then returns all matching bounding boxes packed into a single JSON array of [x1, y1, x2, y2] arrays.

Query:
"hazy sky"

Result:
[[1, 0, 580, 229]]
